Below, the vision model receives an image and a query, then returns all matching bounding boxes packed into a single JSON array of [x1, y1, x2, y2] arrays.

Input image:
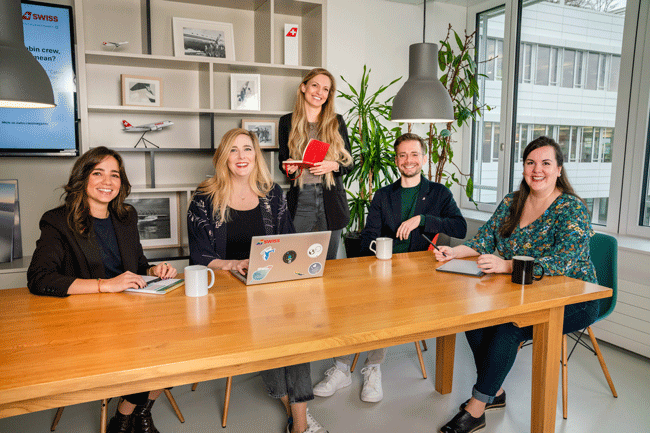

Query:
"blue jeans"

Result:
[[260, 363, 314, 404], [293, 184, 341, 260], [465, 299, 600, 403]]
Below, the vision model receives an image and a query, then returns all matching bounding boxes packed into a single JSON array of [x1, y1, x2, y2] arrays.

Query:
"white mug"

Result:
[[184, 265, 215, 297], [369, 237, 393, 260]]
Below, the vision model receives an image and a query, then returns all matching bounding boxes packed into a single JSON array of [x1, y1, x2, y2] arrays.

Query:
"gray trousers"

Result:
[[260, 363, 314, 403], [293, 184, 341, 260]]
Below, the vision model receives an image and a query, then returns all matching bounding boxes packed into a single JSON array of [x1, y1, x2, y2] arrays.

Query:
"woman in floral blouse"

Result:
[[434, 136, 599, 433]]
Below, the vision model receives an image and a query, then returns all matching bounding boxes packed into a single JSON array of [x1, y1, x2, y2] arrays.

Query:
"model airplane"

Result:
[[122, 120, 173, 148], [102, 41, 128, 50]]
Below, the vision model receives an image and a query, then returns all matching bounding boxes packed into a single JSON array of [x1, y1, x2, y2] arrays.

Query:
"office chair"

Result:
[[350, 341, 429, 378], [560, 232, 618, 418], [191, 378, 232, 427], [50, 390, 185, 433]]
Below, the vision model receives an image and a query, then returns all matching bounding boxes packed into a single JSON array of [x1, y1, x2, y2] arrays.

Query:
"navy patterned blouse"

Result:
[[465, 192, 597, 283]]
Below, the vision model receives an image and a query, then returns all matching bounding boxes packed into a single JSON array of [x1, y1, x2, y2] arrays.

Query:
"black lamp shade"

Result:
[[0, 0, 55, 108], [391, 43, 453, 124]]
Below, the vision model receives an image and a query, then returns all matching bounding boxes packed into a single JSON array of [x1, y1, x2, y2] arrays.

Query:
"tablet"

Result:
[[436, 259, 484, 277]]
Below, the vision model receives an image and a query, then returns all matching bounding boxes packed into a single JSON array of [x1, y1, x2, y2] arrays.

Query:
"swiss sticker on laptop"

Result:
[[307, 243, 323, 258]]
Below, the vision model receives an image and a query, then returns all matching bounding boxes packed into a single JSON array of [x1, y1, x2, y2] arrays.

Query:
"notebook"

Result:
[[281, 139, 330, 170], [435, 259, 484, 277], [230, 231, 331, 285], [124, 276, 184, 294]]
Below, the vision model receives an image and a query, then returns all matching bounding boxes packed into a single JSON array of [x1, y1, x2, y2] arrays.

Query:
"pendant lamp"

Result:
[[0, 0, 56, 108], [391, 0, 453, 123]]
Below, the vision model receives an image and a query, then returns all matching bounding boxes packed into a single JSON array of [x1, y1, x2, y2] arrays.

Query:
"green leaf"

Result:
[[454, 31, 464, 51], [466, 177, 474, 199]]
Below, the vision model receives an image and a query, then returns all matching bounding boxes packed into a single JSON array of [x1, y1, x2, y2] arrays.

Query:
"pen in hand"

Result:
[[421, 234, 447, 257], [145, 277, 162, 286]]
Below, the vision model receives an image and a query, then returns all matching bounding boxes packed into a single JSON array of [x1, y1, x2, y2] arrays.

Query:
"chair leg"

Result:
[[163, 389, 185, 423], [222, 376, 233, 428], [191, 382, 198, 391], [587, 326, 618, 398], [562, 334, 568, 419], [50, 407, 64, 431], [421, 340, 428, 352], [100, 399, 108, 433], [350, 353, 360, 373], [415, 341, 428, 379]]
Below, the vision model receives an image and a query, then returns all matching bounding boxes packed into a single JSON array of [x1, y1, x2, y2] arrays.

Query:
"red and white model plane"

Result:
[[102, 41, 128, 50], [122, 120, 173, 148]]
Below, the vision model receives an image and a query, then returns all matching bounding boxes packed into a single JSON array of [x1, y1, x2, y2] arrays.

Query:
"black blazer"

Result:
[[278, 113, 354, 231], [360, 176, 467, 255], [27, 205, 150, 297]]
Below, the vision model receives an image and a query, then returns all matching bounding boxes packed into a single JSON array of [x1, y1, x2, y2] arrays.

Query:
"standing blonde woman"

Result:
[[279, 68, 353, 259], [187, 128, 328, 433]]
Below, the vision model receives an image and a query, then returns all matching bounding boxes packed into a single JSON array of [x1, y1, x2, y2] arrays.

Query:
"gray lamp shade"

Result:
[[0, 0, 55, 108], [391, 43, 453, 124]]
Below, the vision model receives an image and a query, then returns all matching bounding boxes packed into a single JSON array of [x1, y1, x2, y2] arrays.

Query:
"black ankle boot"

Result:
[[132, 399, 159, 433], [107, 410, 132, 433]]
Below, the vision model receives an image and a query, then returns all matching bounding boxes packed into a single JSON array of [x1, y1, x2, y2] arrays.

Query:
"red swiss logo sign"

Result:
[[286, 27, 298, 37]]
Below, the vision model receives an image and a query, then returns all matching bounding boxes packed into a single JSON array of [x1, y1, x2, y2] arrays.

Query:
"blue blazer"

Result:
[[360, 175, 467, 255]]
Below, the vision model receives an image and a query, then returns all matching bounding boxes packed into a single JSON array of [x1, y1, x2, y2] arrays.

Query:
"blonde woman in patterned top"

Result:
[[433, 136, 600, 433]]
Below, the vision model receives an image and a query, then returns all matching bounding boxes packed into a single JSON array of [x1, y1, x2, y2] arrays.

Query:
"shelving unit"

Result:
[[70, 0, 324, 258]]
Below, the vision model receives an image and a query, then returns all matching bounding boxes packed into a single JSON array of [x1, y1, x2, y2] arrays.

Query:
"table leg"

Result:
[[530, 306, 564, 433], [435, 334, 456, 395]]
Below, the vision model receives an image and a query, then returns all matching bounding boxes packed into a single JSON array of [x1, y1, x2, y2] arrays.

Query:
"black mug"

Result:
[[511, 256, 544, 284]]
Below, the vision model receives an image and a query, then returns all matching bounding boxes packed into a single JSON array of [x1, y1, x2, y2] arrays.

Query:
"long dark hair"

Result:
[[499, 136, 580, 238], [63, 147, 132, 236]]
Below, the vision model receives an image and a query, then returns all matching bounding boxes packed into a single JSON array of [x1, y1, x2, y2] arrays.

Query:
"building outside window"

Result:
[[472, 0, 624, 225]]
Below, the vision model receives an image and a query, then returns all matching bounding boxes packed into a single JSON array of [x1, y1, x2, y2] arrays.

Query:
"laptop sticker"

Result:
[[283, 250, 297, 264], [252, 266, 273, 281], [307, 243, 323, 258], [308, 262, 322, 275], [261, 246, 275, 261]]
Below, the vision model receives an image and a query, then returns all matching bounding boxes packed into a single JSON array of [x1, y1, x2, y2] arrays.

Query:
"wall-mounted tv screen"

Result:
[[0, 1, 78, 157]]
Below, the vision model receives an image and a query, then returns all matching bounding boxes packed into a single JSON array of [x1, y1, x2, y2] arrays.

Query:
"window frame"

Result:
[[462, 0, 647, 239]]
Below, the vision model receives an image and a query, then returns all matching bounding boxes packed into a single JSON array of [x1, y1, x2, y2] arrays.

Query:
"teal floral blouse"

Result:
[[465, 193, 597, 283]]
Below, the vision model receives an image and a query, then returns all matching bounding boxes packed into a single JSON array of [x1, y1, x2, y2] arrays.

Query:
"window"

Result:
[[609, 55, 620, 92], [536, 45, 550, 86], [562, 49, 576, 88]]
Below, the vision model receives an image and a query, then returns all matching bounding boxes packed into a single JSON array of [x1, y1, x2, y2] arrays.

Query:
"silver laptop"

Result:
[[231, 231, 331, 285]]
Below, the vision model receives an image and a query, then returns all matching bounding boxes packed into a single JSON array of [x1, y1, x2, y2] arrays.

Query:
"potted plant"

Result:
[[338, 66, 402, 258], [423, 25, 492, 200]]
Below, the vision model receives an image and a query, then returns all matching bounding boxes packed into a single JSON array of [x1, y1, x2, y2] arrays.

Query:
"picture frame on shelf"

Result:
[[242, 118, 278, 149], [231, 74, 261, 111], [121, 75, 162, 107], [172, 17, 235, 60], [124, 192, 180, 249]]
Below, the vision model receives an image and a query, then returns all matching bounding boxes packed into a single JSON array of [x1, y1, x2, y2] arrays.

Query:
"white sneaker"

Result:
[[313, 366, 351, 397], [304, 408, 328, 433], [360, 365, 383, 402], [286, 409, 328, 433]]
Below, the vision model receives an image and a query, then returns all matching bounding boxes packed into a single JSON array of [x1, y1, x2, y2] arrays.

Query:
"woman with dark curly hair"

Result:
[[434, 136, 600, 433], [27, 146, 177, 433]]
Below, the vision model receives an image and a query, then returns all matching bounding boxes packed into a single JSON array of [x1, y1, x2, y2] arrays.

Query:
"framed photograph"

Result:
[[172, 17, 235, 60], [121, 75, 162, 107], [242, 118, 278, 149], [124, 192, 180, 249], [231, 74, 261, 111]]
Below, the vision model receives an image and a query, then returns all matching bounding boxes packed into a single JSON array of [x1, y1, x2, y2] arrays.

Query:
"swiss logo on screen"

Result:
[[23, 10, 58, 22], [286, 27, 298, 37]]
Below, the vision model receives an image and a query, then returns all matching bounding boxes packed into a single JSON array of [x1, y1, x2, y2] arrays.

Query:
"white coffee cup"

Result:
[[369, 237, 393, 260], [184, 265, 215, 297]]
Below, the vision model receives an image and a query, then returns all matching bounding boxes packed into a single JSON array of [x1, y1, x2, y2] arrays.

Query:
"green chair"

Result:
[[561, 232, 618, 418]]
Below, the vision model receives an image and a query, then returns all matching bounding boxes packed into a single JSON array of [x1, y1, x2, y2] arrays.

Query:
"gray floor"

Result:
[[1, 337, 648, 433]]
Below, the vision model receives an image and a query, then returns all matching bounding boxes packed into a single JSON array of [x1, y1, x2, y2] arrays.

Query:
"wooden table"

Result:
[[0, 252, 611, 432]]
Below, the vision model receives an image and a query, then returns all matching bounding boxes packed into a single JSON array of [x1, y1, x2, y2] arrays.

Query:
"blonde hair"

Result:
[[288, 68, 352, 188], [195, 128, 273, 222]]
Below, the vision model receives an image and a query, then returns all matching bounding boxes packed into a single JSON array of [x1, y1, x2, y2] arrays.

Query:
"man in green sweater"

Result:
[[313, 133, 467, 403]]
